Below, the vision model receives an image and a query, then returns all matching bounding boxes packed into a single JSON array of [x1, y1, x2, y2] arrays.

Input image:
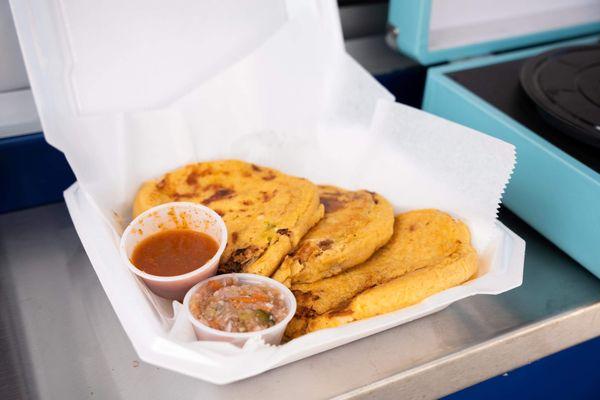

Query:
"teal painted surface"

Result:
[[388, 0, 600, 65], [388, 0, 431, 62], [423, 37, 600, 278]]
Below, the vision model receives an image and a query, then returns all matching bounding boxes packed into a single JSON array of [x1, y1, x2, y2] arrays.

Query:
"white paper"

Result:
[[12, 0, 523, 384]]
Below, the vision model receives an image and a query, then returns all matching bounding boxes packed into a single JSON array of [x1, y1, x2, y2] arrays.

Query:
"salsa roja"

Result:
[[131, 229, 219, 276]]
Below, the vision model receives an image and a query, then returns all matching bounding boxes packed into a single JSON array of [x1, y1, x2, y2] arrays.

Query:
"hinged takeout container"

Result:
[[10, 0, 525, 383]]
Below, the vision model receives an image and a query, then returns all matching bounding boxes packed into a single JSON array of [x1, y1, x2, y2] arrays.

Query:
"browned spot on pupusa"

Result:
[[329, 308, 354, 317], [242, 200, 253, 206], [251, 164, 262, 172], [186, 171, 200, 185], [231, 232, 239, 243], [262, 171, 276, 181], [328, 299, 355, 317], [293, 243, 316, 262], [202, 188, 235, 204], [203, 183, 224, 191], [173, 192, 196, 200], [260, 190, 277, 203], [156, 179, 166, 189], [213, 209, 225, 217], [293, 291, 320, 306], [366, 190, 379, 204], [277, 228, 291, 236], [219, 245, 261, 273], [318, 239, 334, 250], [295, 305, 318, 319], [409, 224, 417, 232], [320, 194, 346, 213], [198, 167, 213, 177]]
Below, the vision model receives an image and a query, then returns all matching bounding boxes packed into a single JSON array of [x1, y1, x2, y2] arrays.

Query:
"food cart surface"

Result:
[[1, 202, 599, 400]]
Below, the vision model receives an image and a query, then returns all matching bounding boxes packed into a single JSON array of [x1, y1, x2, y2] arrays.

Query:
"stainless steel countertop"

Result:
[[1, 203, 599, 400]]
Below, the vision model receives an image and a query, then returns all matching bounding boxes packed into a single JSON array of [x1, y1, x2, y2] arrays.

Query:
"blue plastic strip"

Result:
[[444, 336, 600, 400], [0, 132, 75, 213]]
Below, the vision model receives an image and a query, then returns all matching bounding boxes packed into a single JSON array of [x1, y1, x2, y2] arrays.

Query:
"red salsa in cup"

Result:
[[189, 277, 288, 333], [131, 229, 218, 276]]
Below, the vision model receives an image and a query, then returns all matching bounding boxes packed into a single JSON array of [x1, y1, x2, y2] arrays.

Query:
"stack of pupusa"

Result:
[[282, 209, 477, 338], [133, 160, 478, 339]]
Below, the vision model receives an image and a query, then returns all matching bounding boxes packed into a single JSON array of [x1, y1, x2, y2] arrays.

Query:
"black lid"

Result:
[[520, 45, 600, 149]]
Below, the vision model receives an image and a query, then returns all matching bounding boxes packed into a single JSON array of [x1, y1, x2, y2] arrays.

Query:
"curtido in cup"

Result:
[[120, 202, 227, 302], [183, 273, 297, 346]]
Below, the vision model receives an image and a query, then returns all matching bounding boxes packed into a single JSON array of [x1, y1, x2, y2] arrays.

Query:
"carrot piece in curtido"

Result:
[[207, 280, 223, 291], [230, 294, 267, 303], [252, 293, 270, 302]]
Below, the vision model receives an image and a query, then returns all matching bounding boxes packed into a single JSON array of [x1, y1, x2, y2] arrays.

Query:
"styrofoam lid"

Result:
[[428, 0, 600, 52]]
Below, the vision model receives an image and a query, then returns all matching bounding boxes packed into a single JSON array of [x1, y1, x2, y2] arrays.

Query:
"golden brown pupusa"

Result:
[[285, 209, 477, 339], [133, 160, 324, 277], [272, 185, 394, 285]]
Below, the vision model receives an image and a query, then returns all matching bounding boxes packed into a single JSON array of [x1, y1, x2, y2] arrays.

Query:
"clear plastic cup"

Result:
[[183, 273, 297, 346], [120, 202, 227, 302]]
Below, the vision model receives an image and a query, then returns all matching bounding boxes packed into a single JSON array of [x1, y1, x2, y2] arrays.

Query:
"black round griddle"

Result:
[[520, 45, 600, 149]]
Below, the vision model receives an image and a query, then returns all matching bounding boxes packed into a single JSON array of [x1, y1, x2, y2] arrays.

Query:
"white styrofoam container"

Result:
[[11, 0, 525, 383], [65, 183, 524, 384]]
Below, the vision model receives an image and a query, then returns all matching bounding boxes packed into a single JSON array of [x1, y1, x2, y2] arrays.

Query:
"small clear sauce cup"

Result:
[[183, 273, 297, 346], [120, 202, 227, 302]]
